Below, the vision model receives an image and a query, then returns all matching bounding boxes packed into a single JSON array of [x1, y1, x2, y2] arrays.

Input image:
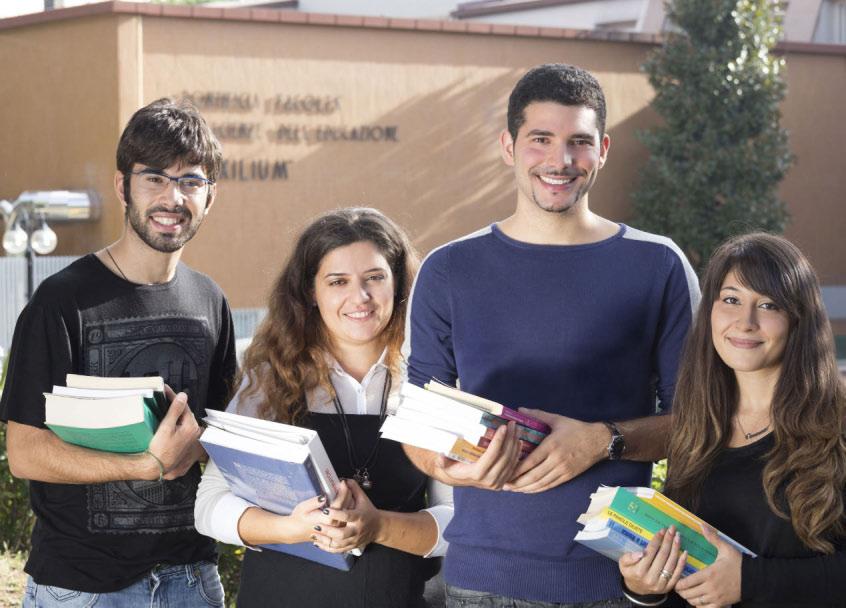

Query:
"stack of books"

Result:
[[43, 374, 167, 453], [380, 381, 551, 463], [574, 486, 756, 576], [200, 409, 354, 571]]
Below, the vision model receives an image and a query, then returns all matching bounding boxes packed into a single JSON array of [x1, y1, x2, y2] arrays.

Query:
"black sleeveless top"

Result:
[[236, 412, 441, 608]]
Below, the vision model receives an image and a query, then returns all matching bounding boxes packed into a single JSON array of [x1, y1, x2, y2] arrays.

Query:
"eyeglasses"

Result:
[[129, 169, 214, 198]]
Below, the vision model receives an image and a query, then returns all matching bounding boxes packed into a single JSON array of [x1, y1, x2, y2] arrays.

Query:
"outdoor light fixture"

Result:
[[0, 189, 100, 298]]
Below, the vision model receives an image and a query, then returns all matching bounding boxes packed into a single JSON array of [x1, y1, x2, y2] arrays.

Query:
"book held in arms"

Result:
[[43, 374, 168, 453], [379, 381, 551, 463], [574, 486, 756, 576], [199, 408, 353, 571]]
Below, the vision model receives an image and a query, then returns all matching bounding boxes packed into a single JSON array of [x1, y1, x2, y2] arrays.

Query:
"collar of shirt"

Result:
[[310, 349, 389, 415]]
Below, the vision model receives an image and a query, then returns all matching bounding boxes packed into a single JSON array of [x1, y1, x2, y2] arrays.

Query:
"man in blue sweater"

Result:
[[404, 64, 700, 606]]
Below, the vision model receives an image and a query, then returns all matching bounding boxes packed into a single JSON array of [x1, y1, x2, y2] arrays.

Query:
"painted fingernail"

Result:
[[310, 535, 317, 541], [322, 508, 330, 515], [317, 495, 326, 503], [313, 525, 321, 531]]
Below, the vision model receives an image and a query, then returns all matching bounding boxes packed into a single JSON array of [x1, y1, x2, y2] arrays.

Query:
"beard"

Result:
[[530, 169, 596, 215], [125, 189, 205, 253]]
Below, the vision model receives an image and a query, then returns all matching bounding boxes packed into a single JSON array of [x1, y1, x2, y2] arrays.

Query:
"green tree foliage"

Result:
[[0, 354, 35, 554], [633, 0, 792, 270]]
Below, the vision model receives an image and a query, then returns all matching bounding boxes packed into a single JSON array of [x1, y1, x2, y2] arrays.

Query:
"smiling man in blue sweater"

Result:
[[404, 64, 700, 606]]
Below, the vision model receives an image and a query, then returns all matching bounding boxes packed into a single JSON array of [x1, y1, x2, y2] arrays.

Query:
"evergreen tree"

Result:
[[632, 0, 792, 270]]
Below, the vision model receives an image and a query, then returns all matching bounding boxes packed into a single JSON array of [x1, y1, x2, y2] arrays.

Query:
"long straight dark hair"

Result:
[[666, 233, 845, 553], [240, 207, 419, 424]]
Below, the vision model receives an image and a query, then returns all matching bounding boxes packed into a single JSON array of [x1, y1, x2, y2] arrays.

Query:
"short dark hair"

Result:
[[507, 63, 607, 140], [116, 98, 222, 194]]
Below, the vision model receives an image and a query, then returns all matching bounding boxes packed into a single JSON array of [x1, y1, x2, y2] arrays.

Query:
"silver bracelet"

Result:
[[144, 449, 165, 482], [621, 589, 668, 607]]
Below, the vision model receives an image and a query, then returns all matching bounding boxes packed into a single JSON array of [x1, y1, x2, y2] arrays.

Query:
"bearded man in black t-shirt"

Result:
[[0, 98, 237, 607]]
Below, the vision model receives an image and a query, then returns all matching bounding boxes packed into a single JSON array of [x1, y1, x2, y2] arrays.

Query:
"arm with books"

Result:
[[506, 413, 671, 494], [7, 391, 204, 484]]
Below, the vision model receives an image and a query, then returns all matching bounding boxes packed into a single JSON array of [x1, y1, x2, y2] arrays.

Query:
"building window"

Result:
[[814, 0, 846, 43]]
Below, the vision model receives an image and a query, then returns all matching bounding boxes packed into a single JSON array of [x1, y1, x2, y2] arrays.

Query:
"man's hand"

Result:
[[504, 409, 607, 493], [434, 421, 522, 490], [146, 392, 204, 480]]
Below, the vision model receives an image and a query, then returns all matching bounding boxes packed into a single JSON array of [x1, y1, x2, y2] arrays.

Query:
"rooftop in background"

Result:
[[3, 0, 844, 44]]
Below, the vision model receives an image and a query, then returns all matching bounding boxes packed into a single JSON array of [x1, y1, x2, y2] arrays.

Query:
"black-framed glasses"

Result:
[[129, 169, 214, 198]]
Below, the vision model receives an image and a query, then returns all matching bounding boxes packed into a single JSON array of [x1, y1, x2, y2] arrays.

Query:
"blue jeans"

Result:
[[22, 561, 224, 608], [445, 584, 630, 608]]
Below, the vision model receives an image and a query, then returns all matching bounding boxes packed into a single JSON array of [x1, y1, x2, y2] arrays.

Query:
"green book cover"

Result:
[[609, 487, 717, 565], [46, 402, 158, 453]]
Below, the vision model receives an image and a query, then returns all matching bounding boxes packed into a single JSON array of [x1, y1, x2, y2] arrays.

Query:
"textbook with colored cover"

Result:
[[575, 486, 755, 575], [200, 408, 353, 571], [43, 375, 167, 453], [380, 382, 549, 463]]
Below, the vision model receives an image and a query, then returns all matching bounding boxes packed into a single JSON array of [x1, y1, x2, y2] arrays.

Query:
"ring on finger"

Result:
[[659, 568, 672, 581]]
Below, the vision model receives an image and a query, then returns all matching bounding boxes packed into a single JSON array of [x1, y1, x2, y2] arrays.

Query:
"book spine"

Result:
[[609, 488, 717, 565], [422, 381, 552, 434], [447, 438, 485, 463], [602, 510, 707, 572], [477, 436, 535, 454], [603, 520, 699, 577], [479, 413, 547, 444], [495, 405, 552, 434]]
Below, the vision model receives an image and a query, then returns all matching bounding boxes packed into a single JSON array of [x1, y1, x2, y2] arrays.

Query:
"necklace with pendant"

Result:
[[331, 373, 391, 491], [736, 415, 770, 440]]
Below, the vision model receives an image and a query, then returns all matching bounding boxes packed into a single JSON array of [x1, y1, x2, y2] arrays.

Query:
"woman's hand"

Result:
[[674, 525, 742, 608], [254, 493, 331, 545], [310, 480, 383, 553], [619, 526, 687, 595]]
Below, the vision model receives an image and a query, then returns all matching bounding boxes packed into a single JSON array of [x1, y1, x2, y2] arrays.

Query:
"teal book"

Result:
[[607, 487, 718, 566], [44, 393, 159, 453]]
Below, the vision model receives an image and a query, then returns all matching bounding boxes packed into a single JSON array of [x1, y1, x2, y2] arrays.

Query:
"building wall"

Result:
[[0, 8, 843, 336], [0, 14, 123, 251]]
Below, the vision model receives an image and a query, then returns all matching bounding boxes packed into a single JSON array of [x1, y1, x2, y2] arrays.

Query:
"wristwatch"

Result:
[[603, 421, 625, 460]]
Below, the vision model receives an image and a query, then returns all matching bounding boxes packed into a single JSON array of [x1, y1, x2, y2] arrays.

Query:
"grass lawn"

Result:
[[0, 551, 26, 606]]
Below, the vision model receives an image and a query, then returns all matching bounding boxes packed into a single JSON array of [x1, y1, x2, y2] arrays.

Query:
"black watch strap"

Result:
[[603, 420, 625, 460]]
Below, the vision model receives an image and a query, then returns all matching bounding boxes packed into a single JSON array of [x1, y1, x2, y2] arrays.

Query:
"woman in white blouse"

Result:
[[195, 208, 451, 607]]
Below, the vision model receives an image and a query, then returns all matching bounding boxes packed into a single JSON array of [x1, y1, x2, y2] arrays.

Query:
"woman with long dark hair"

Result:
[[195, 208, 450, 607], [619, 233, 845, 607]]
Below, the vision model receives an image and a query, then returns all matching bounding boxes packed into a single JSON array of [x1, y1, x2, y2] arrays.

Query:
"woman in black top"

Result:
[[196, 208, 450, 607], [619, 233, 845, 607]]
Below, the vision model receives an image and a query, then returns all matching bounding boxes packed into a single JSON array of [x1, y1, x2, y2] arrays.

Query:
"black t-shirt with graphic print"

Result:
[[0, 254, 237, 593]]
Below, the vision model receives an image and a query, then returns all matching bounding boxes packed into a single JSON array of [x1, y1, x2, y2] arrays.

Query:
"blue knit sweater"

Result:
[[405, 223, 699, 603]]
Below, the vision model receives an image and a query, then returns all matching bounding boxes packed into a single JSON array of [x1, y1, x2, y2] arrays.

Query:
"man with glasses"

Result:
[[1, 98, 236, 607]]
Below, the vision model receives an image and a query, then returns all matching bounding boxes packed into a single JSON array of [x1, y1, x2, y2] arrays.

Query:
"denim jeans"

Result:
[[445, 584, 630, 608], [22, 561, 224, 608]]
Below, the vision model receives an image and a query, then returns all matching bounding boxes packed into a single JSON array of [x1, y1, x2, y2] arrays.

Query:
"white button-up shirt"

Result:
[[195, 355, 453, 557]]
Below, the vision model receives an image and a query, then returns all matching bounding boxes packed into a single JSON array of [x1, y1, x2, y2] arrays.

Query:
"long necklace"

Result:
[[105, 247, 130, 282], [331, 373, 391, 491], [736, 415, 770, 440]]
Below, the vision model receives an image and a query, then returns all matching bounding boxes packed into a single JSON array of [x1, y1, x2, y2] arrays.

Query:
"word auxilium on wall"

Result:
[[176, 91, 400, 182]]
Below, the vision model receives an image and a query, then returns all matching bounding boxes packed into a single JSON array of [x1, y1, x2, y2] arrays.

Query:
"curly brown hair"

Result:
[[666, 233, 846, 553], [239, 208, 419, 425]]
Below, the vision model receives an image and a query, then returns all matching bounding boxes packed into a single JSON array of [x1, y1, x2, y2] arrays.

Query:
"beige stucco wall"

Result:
[[1, 11, 843, 319], [0, 15, 123, 251]]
